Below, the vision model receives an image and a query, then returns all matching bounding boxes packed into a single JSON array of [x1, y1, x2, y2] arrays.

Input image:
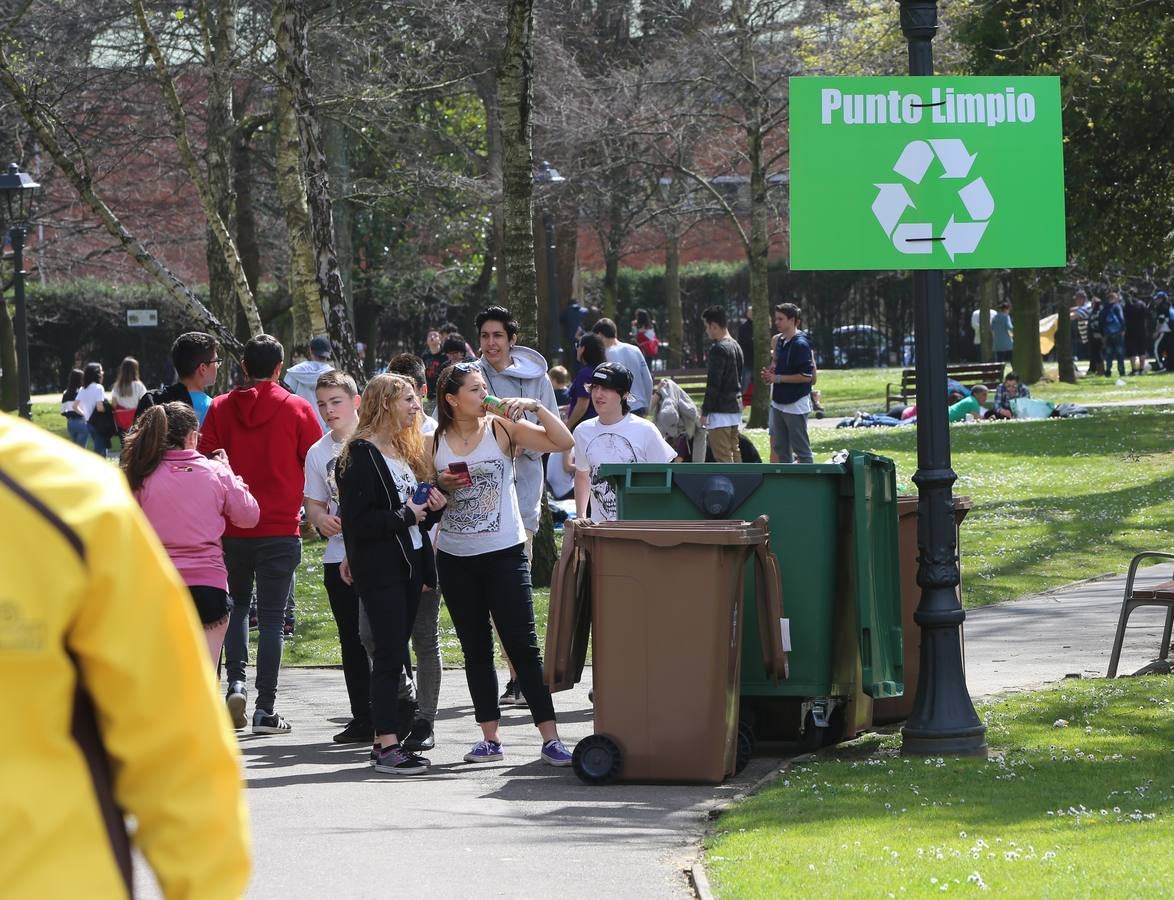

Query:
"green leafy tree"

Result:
[[954, 0, 1174, 271]]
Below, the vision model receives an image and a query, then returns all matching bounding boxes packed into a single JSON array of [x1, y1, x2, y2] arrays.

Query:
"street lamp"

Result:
[[534, 160, 565, 362], [0, 162, 41, 420], [897, 1, 986, 757]]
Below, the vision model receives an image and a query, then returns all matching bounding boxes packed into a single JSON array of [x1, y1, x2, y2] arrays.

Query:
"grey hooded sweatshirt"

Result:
[[283, 360, 333, 434], [477, 345, 559, 533]]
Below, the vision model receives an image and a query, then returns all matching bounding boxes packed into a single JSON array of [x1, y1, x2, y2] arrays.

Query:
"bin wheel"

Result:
[[573, 734, 623, 786], [735, 721, 756, 774], [798, 712, 826, 753]]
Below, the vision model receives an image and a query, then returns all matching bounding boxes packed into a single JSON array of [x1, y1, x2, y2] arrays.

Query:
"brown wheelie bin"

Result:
[[873, 496, 973, 723], [546, 516, 787, 785]]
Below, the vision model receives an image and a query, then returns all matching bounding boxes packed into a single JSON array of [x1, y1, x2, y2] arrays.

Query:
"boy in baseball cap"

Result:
[[572, 362, 678, 521]]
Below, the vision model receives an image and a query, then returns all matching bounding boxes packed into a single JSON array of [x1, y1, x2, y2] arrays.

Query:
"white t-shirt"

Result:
[[303, 432, 347, 564], [573, 414, 677, 521], [75, 383, 106, 420], [111, 381, 147, 408], [546, 450, 574, 499], [382, 453, 423, 550], [422, 414, 438, 436], [705, 411, 742, 429]]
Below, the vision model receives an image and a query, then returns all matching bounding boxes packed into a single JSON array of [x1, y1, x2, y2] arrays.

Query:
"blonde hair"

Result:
[[548, 365, 569, 388], [338, 373, 431, 480]]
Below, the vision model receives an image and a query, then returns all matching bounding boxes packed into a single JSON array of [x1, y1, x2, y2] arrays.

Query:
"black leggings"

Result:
[[354, 557, 422, 737], [438, 544, 556, 727]]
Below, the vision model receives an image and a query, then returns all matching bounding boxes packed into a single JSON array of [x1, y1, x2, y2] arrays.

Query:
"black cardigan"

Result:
[[337, 439, 441, 587]]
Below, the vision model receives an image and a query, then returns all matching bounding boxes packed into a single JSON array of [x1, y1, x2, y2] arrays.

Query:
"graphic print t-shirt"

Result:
[[303, 432, 346, 563], [382, 453, 423, 550], [573, 414, 677, 521]]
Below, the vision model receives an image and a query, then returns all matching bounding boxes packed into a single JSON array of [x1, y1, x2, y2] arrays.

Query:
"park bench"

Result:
[[885, 362, 1006, 409], [659, 368, 709, 408], [1107, 551, 1174, 678]]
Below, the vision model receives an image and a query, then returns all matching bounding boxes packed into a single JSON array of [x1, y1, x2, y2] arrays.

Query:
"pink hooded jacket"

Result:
[[136, 449, 260, 591]]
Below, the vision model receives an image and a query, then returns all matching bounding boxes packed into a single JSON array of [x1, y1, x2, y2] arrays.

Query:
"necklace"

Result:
[[448, 421, 483, 451]]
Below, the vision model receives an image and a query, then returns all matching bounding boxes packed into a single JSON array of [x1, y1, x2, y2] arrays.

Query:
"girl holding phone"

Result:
[[337, 374, 446, 775], [432, 362, 577, 766]]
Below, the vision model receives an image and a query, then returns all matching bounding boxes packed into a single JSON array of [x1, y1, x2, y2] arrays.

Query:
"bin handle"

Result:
[[753, 540, 789, 684], [623, 468, 673, 494]]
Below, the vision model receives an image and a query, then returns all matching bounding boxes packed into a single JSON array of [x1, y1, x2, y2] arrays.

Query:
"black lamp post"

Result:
[[0, 162, 41, 420], [897, 1, 987, 757], [534, 160, 565, 362]]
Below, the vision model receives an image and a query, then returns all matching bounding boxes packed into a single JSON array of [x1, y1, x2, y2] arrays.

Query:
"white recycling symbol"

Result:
[[871, 139, 994, 261]]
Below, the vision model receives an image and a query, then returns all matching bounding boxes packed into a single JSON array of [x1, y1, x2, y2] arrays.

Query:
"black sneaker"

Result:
[[333, 719, 374, 744], [402, 718, 435, 752], [373, 744, 430, 775], [499, 679, 527, 708], [252, 709, 292, 734], [226, 681, 247, 729]]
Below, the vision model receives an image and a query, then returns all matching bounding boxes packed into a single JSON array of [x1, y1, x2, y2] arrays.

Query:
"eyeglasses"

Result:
[[202, 358, 222, 367]]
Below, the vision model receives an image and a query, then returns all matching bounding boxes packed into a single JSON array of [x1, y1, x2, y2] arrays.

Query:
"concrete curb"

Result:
[[689, 760, 792, 899]]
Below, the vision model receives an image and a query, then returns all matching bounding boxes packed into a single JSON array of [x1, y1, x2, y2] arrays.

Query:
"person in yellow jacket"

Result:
[[0, 413, 250, 898]]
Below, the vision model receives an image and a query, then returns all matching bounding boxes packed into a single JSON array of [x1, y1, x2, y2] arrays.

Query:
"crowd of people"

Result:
[[1071, 288, 1173, 377]]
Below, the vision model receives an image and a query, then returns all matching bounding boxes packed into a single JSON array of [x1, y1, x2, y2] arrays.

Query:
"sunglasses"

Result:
[[451, 361, 478, 373]]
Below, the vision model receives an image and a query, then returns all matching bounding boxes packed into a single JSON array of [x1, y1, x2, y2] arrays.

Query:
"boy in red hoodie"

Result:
[[199, 334, 322, 734]]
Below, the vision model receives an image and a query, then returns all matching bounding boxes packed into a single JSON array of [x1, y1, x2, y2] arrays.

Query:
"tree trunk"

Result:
[[233, 124, 261, 298], [132, 0, 262, 336], [325, 115, 354, 320], [273, 0, 362, 383], [747, 121, 771, 429], [1010, 270, 1043, 383], [0, 293, 17, 411], [274, 82, 325, 349], [205, 3, 238, 386], [978, 270, 995, 362], [1056, 286, 1077, 383], [602, 236, 620, 323], [495, 0, 539, 346], [0, 44, 244, 358], [664, 216, 683, 369], [474, 74, 508, 310]]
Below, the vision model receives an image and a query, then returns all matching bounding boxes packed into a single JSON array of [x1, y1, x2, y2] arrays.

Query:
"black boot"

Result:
[[402, 718, 435, 752]]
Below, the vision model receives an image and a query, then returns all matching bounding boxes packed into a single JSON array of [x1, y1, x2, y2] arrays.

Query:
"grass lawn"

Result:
[[744, 404, 1173, 609], [807, 364, 1174, 417], [704, 676, 1174, 898]]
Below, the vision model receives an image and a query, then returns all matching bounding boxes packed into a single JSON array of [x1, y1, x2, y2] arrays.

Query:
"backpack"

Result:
[[636, 330, 659, 360]]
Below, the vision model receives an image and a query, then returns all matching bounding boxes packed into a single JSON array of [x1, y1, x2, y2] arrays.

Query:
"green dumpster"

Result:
[[598, 451, 903, 747]]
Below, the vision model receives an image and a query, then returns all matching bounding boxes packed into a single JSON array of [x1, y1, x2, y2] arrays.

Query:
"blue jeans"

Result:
[[1103, 332, 1126, 376], [87, 422, 110, 456], [66, 416, 90, 447], [223, 536, 302, 715]]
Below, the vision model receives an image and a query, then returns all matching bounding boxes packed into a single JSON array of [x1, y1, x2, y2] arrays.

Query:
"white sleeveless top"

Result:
[[434, 422, 526, 556]]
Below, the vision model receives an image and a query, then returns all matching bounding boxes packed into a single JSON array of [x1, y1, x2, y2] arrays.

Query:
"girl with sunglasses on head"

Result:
[[337, 374, 447, 775], [121, 402, 259, 664], [431, 362, 577, 767]]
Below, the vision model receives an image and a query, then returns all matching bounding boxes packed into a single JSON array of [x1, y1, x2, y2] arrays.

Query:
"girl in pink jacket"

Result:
[[122, 402, 259, 664]]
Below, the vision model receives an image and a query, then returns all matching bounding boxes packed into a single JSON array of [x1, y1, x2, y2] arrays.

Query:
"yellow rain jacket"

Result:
[[0, 414, 250, 898]]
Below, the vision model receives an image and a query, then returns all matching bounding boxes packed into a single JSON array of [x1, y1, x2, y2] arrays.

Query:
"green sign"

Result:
[[789, 76, 1066, 271]]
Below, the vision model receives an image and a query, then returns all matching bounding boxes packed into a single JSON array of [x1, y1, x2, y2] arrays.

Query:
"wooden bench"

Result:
[[885, 362, 1006, 409], [658, 368, 709, 408]]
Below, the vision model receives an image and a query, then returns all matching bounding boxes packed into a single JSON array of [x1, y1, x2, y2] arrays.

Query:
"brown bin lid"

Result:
[[575, 517, 770, 548]]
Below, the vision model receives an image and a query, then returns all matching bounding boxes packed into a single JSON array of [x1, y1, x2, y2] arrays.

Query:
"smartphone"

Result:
[[448, 461, 473, 487], [412, 483, 432, 505]]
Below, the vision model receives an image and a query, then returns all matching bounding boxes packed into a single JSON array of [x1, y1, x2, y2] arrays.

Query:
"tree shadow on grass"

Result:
[[963, 474, 1174, 587]]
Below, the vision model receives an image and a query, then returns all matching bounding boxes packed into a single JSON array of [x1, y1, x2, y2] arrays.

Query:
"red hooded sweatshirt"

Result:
[[198, 380, 323, 538]]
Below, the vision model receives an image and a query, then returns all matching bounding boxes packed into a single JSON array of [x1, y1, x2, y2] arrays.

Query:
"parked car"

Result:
[[832, 325, 888, 368]]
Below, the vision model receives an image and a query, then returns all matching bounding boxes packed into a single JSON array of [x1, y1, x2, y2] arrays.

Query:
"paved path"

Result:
[[133, 567, 1172, 899], [964, 567, 1171, 698]]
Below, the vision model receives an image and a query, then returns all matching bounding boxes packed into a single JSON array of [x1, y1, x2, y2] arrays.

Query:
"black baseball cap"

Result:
[[589, 362, 633, 394]]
